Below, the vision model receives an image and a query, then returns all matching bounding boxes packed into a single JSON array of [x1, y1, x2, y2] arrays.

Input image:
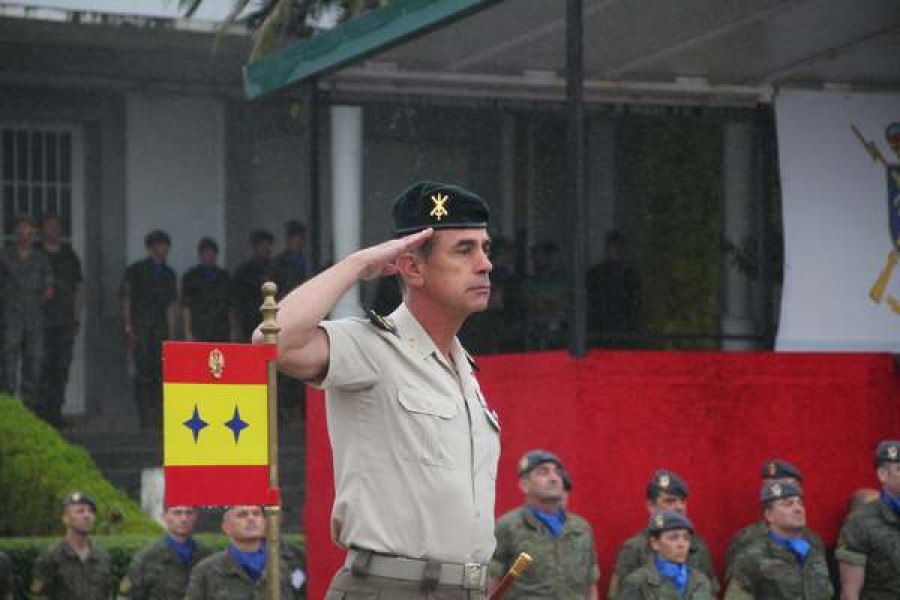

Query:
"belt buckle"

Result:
[[462, 563, 485, 590]]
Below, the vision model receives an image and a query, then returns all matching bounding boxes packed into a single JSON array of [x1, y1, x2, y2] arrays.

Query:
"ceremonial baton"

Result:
[[488, 553, 532, 600]]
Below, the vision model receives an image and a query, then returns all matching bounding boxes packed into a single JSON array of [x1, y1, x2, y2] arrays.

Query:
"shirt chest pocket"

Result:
[[396, 391, 459, 469]]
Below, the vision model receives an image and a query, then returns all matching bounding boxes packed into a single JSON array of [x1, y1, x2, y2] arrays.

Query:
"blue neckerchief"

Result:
[[881, 490, 900, 516], [166, 535, 194, 566], [527, 506, 566, 538], [768, 531, 810, 563], [654, 556, 687, 596], [286, 252, 306, 269], [200, 265, 218, 281], [228, 542, 266, 581], [149, 258, 166, 276]]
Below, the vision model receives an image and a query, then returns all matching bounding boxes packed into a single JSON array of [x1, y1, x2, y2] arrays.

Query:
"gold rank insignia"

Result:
[[771, 483, 783, 497], [654, 514, 665, 528], [367, 310, 398, 336], [768, 462, 777, 476], [430, 193, 450, 221], [208, 348, 225, 379], [519, 456, 530, 473], [889, 445, 899, 460], [658, 474, 670, 489], [71, 492, 82, 502]]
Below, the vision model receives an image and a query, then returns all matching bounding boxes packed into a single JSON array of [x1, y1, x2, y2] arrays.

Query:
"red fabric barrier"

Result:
[[303, 351, 900, 599]]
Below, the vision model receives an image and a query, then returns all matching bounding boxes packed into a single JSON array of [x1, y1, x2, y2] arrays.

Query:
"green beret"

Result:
[[518, 449, 564, 477], [761, 480, 803, 503], [392, 181, 489, 236], [761, 459, 803, 481], [648, 510, 694, 534], [62, 491, 96, 512], [648, 469, 689, 499], [875, 440, 900, 466]]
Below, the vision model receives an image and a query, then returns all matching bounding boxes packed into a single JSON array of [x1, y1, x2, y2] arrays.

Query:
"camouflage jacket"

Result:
[[610, 529, 719, 599], [29, 539, 111, 600], [488, 505, 600, 599], [725, 521, 826, 582], [184, 545, 305, 600], [117, 536, 213, 600], [618, 559, 714, 600], [725, 534, 833, 600], [836, 498, 900, 600]]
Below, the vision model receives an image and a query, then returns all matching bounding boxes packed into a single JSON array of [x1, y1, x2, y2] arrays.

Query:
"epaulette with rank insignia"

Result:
[[367, 310, 399, 337]]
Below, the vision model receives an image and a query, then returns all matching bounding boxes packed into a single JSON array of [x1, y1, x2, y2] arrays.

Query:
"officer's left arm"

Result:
[[27, 550, 55, 600]]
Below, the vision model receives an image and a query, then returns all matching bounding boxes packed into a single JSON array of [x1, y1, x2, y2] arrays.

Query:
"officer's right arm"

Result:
[[486, 520, 513, 593], [614, 574, 643, 600], [27, 551, 55, 600], [724, 554, 755, 600], [607, 543, 635, 600], [183, 562, 207, 600], [835, 517, 868, 600], [262, 229, 433, 382], [117, 551, 146, 600]]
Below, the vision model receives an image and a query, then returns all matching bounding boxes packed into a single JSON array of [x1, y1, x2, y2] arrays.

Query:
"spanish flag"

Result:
[[163, 342, 277, 507]]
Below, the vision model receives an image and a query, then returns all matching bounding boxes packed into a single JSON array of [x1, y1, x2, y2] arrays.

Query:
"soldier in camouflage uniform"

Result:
[[120, 230, 177, 431], [229, 230, 274, 342], [609, 470, 719, 599], [0, 550, 12, 600], [39, 214, 83, 427], [836, 440, 900, 600], [29, 492, 111, 600], [618, 511, 714, 600], [185, 506, 305, 600], [118, 506, 212, 600], [181, 238, 230, 343], [489, 450, 600, 599], [725, 481, 833, 599], [1, 216, 53, 411], [725, 459, 826, 582]]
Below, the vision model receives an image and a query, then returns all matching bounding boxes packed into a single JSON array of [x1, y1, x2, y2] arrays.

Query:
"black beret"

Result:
[[648, 510, 694, 534], [761, 480, 803, 503], [875, 440, 900, 465], [144, 229, 171, 247], [648, 469, 689, 499], [518, 449, 564, 477], [197, 237, 219, 253], [250, 229, 275, 245], [761, 459, 803, 482], [392, 181, 489, 236], [62, 491, 97, 512]]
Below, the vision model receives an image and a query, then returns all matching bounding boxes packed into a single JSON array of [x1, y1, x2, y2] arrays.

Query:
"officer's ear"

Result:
[[396, 253, 425, 290], [876, 464, 889, 485], [517, 475, 530, 496], [648, 535, 661, 553]]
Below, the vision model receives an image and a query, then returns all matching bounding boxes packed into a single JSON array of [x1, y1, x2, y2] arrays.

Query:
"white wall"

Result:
[[126, 93, 226, 278]]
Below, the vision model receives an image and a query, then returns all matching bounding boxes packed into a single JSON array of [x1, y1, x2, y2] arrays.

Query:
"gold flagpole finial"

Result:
[[260, 281, 281, 600]]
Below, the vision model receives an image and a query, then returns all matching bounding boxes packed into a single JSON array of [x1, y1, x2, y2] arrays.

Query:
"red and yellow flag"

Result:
[[163, 342, 276, 507]]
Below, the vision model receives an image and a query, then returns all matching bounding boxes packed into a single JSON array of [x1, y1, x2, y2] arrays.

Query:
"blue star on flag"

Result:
[[183, 405, 208, 443], [225, 406, 249, 443]]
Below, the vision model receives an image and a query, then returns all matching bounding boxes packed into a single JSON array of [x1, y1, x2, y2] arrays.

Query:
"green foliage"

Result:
[[0, 534, 305, 600], [0, 395, 161, 537]]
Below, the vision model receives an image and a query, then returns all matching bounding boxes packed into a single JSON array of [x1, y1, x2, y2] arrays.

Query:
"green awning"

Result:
[[243, 0, 500, 99]]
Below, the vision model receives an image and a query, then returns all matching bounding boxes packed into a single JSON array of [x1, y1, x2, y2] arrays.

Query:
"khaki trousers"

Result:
[[325, 567, 486, 600]]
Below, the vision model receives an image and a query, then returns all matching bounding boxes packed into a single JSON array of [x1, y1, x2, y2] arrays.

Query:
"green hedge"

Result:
[[0, 534, 305, 600], [0, 395, 161, 536]]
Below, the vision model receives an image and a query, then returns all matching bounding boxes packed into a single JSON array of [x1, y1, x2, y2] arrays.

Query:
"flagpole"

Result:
[[260, 281, 281, 600]]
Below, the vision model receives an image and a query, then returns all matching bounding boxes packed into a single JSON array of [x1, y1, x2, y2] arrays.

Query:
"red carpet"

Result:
[[302, 351, 900, 599]]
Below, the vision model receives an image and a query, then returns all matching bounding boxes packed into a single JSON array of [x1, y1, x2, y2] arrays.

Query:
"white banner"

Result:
[[775, 89, 900, 351]]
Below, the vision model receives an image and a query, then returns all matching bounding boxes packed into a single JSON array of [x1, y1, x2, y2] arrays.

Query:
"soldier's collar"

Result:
[[390, 304, 444, 361]]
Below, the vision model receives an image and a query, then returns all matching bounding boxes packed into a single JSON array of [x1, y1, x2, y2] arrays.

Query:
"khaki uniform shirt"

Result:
[[489, 506, 600, 598], [725, 535, 833, 600], [836, 498, 900, 600], [315, 303, 501, 563], [610, 530, 719, 599], [118, 536, 213, 600], [29, 539, 111, 600], [725, 521, 826, 582], [618, 560, 714, 600]]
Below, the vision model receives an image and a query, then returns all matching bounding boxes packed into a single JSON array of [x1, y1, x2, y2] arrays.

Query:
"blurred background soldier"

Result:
[[39, 214, 83, 427], [185, 505, 305, 600], [618, 510, 714, 600], [725, 481, 833, 600], [272, 221, 309, 422], [587, 230, 641, 347], [229, 230, 274, 342], [119, 506, 212, 600], [29, 492, 110, 600], [1, 215, 53, 415], [120, 230, 177, 431], [489, 450, 600, 599], [0, 550, 11, 600], [181, 238, 230, 342], [609, 469, 719, 599]]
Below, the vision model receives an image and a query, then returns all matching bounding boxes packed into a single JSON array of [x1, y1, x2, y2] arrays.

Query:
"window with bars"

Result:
[[1, 127, 74, 242]]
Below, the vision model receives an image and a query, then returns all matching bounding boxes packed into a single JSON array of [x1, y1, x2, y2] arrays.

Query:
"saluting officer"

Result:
[[489, 450, 600, 599], [260, 181, 500, 598], [836, 440, 900, 600], [618, 510, 714, 600], [724, 459, 825, 582], [118, 506, 212, 600], [609, 469, 719, 599], [29, 492, 111, 600]]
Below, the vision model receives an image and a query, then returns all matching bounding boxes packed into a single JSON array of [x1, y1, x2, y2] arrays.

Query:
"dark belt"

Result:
[[345, 549, 488, 590]]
